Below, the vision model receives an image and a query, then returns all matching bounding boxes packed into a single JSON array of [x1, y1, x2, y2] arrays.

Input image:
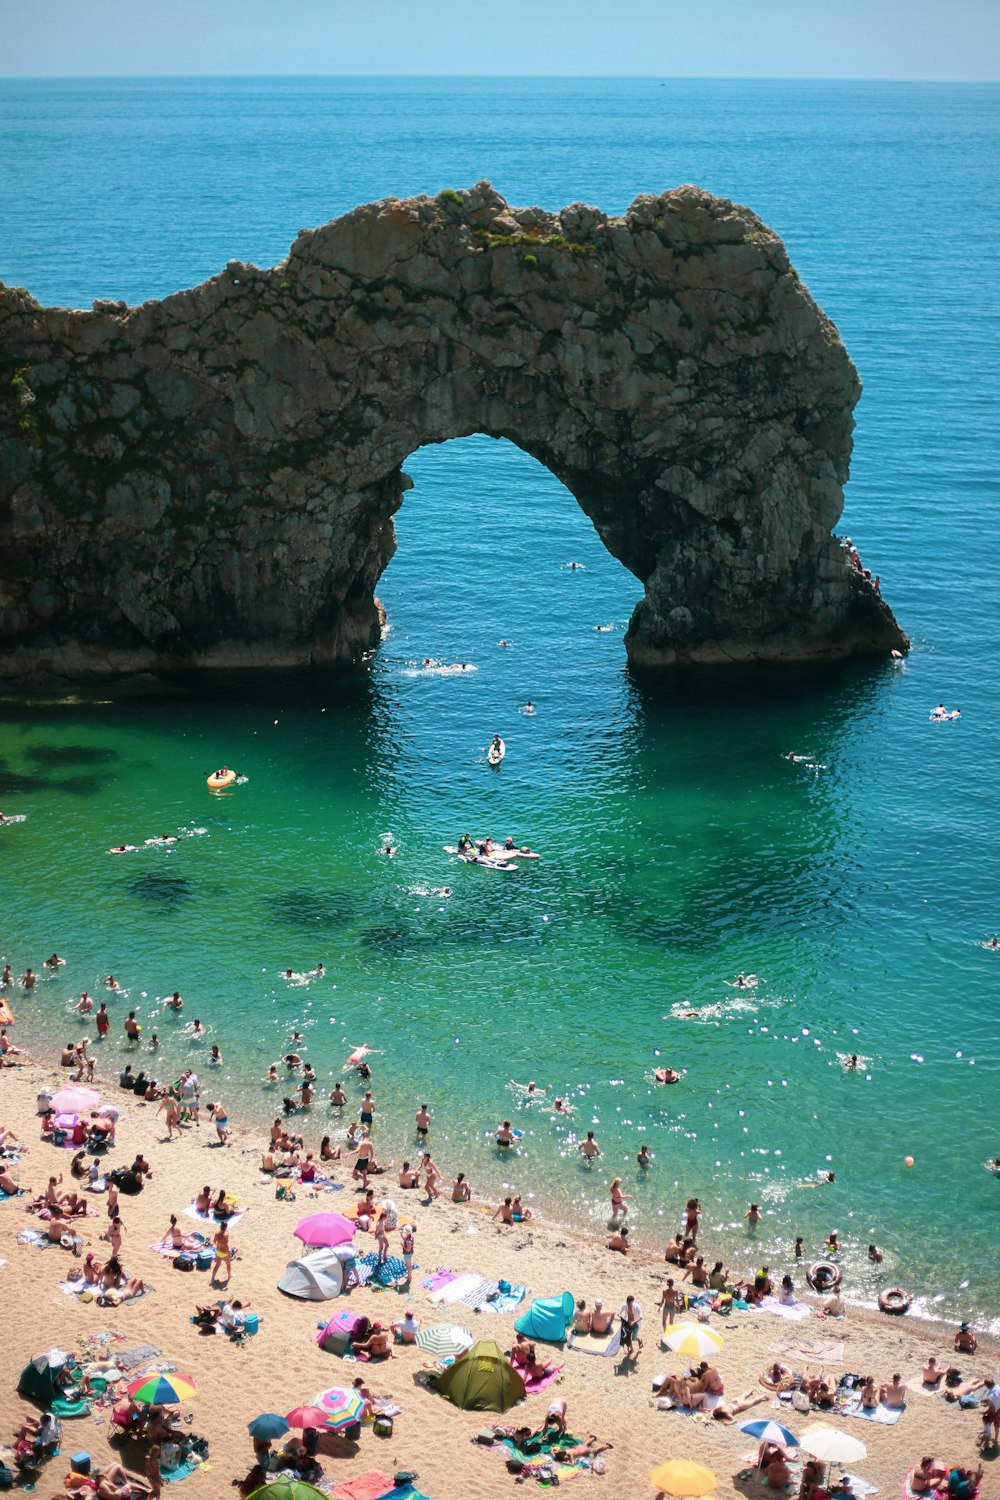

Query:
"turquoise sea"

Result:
[[1, 78, 998, 1330]]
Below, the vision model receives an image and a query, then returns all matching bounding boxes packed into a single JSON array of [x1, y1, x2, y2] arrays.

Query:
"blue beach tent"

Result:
[[514, 1291, 575, 1344]]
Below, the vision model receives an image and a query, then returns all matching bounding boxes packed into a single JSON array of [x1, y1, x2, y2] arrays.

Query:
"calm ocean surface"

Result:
[[1, 77, 998, 1328]]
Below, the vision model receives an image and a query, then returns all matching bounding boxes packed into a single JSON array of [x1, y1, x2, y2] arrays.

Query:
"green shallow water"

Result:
[[1, 438, 998, 1333]]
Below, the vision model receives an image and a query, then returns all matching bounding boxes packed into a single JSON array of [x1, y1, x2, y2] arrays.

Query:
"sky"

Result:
[[2, 0, 998, 80]]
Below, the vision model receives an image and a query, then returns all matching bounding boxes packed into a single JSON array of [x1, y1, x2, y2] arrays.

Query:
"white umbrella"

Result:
[[662, 1322, 724, 1357], [32, 1347, 71, 1371], [415, 1323, 474, 1359], [800, 1425, 868, 1466]]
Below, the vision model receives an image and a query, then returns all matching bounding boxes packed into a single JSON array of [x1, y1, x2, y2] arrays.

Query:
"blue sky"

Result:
[[3, 0, 998, 79]]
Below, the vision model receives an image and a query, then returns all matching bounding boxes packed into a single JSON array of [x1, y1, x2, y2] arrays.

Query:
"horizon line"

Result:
[[2, 71, 999, 84]]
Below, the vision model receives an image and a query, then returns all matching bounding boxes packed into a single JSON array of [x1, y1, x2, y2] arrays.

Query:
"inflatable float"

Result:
[[206, 768, 237, 791], [487, 737, 506, 766], [806, 1261, 842, 1292], [878, 1286, 912, 1315]]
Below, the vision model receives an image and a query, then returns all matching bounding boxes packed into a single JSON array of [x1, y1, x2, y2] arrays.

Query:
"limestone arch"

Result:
[[0, 181, 905, 675]]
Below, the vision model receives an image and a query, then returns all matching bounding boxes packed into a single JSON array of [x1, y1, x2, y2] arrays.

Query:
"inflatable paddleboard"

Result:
[[487, 738, 506, 766], [0, 814, 26, 825], [207, 769, 237, 791]]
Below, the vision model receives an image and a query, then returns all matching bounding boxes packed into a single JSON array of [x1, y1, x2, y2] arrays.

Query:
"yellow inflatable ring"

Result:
[[206, 770, 236, 791]]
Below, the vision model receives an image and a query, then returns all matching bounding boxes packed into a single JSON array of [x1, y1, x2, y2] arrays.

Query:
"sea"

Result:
[[1, 77, 998, 1331]]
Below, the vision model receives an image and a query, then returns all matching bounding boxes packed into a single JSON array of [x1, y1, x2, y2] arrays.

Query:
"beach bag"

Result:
[[173, 1254, 195, 1271], [372, 1414, 393, 1438], [506, 1459, 524, 1475], [791, 1391, 810, 1413], [342, 1421, 361, 1441]]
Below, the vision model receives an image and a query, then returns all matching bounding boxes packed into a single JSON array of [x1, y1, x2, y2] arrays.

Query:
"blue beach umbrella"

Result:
[[736, 1417, 799, 1447], [248, 1412, 291, 1440]]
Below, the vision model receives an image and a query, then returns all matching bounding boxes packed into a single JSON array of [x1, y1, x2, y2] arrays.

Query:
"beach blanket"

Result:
[[355, 1251, 409, 1287], [115, 1342, 164, 1371], [569, 1327, 621, 1358], [773, 1336, 845, 1364], [843, 1399, 904, 1424], [422, 1268, 456, 1292], [0, 1187, 23, 1200], [150, 1234, 207, 1259], [428, 1271, 490, 1308], [162, 1457, 203, 1483], [842, 1475, 877, 1497], [521, 1365, 564, 1395], [481, 1282, 529, 1314], [16, 1227, 61, 1248], [332, 1473, 396, 1500], [183, 1203, 246, 1228], [761, 1296, 813, 1321], [494, 1433, 587, 1486]]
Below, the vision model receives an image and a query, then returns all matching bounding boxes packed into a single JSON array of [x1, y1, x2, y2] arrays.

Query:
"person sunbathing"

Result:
[[765, 1452, 793, 1488], [590, 1299, 614, 1335], [923, 1357, 945, 1386], [909, 1457, 946, 1495], [164, 1214, 200, 1251], [45, 1212, 78, 1243], [552, 1436, 613, 1461], [93, 1460, 154, 1499], [879, 1372, 906, 1408], [761, 1361, 797, 1391], [352, 1322, 393, 1358], [0, 1163, 19, 1194], [942, 1377, 986, 1402], [652, 1373, 708, 1409], [99, 1255, 145, 1298], [573, 1299, 592, 1335], [704, 1389, 769, 1423], [511, 1338, 557, 1381]]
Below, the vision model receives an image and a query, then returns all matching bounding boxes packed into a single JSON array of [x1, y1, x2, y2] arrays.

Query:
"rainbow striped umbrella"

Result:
[[309, 1386, 365, 1430], [126, 1372, 197, 1405]]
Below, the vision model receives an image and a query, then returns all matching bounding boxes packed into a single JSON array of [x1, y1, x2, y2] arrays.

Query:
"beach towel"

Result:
[[773, 1336, 845, 1364], [355, 1251, 409, 1286], [482, 1282, 528, 1314], [183, 1203, 246, 1228], [843, 1399, 904, 1424], [149, 1234, 207, 1259], [162, 1457, 203, 1483], [840, 1475, 877, 1497], [16, 1227, 59, 1248], [761, 1296, 813, 1321], [423, 1268, 456, 1292], [429, 1271, 492, 1309], [521, 1365, 564, 1395], [569, 1327, 621, 1358], [115, 1343, 163, 1371], [332, 1472, 396, 1500]]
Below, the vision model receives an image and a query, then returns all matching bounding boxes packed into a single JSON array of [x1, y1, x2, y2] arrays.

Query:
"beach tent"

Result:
[[277, 1247, 344, 1301], [17, 1354, 89, 1416], [434, 1340, 525, 1412], [317, 1309, 363, 1354], [514, 1291, 575, 1344], [247, 1481, 329, 1500]]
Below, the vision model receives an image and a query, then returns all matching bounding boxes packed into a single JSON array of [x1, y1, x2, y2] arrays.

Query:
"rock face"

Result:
[[0, 182, 906, 674]]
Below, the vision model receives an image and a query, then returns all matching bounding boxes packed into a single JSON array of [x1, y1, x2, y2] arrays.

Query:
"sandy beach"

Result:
[[1, 1044, 995, 1500]]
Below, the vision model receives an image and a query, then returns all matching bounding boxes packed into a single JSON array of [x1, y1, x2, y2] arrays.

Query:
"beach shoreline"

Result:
[[1, 1033, 995, 1499]]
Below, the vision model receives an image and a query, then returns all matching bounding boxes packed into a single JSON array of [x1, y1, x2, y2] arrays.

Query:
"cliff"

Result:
[[0, 181, 906, 674]]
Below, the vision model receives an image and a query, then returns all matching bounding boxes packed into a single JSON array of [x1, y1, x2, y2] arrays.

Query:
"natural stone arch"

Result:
[[0, 181, 905, 675]]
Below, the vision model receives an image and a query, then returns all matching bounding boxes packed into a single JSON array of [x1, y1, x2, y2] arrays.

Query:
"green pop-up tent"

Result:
[[434, 1339, 525, 1412]]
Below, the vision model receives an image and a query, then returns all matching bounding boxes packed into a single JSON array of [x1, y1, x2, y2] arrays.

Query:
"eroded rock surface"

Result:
[[0, 182, 906, 673]]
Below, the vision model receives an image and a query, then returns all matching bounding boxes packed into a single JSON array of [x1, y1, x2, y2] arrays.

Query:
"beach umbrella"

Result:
[[293, 1211, 355, 1247], [800, 1425, 867, 1466], [31, 1348, 72, 1371], [246, 1483, 327, 1500], [415, 1323, 475, 1359], [649, 1459, 717, 1496], [247, 1413, 290, 1440], [126, 1372, 197, 1405], [737, 1417, 799, 1448], [662, 1322, 724, 1358], [284, 1405, 328, 1430], [310, 1386, 365, 1430], [51, 1086, 100, 1113]]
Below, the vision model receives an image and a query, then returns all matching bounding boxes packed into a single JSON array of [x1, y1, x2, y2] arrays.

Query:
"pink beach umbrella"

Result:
[[293, 1212, 356, 1248], [285, 1405, 329, 1430], [51, 1086, 101, 1113]]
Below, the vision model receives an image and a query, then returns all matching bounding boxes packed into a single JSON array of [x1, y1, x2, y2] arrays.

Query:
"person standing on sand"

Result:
[[619, 1294, 643, 1355], [421, 1151, 441, 1200], [399, 1223, 415, 1287], [157, 1095, 181, 1141], [658, 1278, 680, 1328], [211, 1223, 232, 1286]]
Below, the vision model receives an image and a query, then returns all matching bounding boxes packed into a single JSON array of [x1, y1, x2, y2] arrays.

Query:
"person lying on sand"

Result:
[[553, 1436, 613, 1461], [701, 1389, 769, 1423]]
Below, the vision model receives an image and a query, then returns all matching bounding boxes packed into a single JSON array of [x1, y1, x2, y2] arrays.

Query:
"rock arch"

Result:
[[0, 181, 905, 675]]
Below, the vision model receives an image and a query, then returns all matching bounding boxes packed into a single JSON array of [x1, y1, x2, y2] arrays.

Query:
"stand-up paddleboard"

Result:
[[207, 768, 237, 791], [0, 814, 26, 825], [487, 737, 506, 766]]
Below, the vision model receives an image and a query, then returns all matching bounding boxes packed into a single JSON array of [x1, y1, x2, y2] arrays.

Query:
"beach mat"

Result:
[[761, 1296, 813, 1321], [569, 1327, 621, 1358], [521, 1365, 564, 1395], [772, 1336, 845, 1364], [332, 1473, 395, 1500], [183, 1202, 246, 1228], [843, 1400, 904, 1424]]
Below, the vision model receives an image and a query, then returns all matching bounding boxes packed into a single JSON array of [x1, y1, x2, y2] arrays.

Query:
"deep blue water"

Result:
[[0, 78, 998, 1329]]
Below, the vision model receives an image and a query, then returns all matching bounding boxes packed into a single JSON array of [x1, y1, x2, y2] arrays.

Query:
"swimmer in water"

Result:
[[108, 844, 138, 854], [594, 623, 613, 632], [165, 992, 184, 1010], [986, 937, 1000, 951], [510, 1078, 548, 1099], [379, 844, 396, 857], [654, 1067, 681, 1084], [311, 962, 325, 977], [189, 1019, 205, 1040], [563, 561, 585, 570], [637, 1144, 651, 1169], [551, 1096, 574, 1115], [845, 1053, 859, 1070], [104, 975, 120, 991], [264, 1064, 279, 1084], [45, 953, 66, 969], [498, 639, 511, 647], [209, 1044, 223, 1065], [520, 701, 536, 714]]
